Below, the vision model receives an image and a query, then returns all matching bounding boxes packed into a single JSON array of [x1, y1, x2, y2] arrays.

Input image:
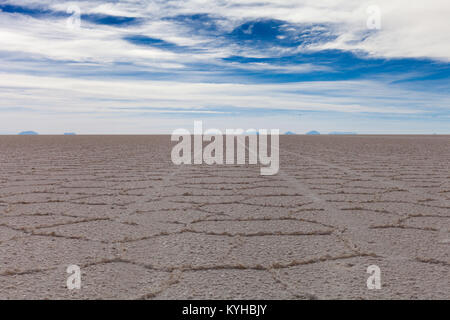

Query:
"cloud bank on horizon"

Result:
[[0, 0, 449, 134]]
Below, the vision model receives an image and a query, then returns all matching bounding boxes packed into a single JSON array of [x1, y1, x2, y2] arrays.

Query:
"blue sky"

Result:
[[0, 0, 449, 134]]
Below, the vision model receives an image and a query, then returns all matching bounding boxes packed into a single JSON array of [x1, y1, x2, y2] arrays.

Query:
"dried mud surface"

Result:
[[0, 135, 448, 299]]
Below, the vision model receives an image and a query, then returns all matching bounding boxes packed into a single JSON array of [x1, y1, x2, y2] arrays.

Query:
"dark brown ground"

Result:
[[0, 135, 449, 299]]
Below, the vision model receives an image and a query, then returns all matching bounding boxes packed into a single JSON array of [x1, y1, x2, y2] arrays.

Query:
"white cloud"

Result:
[[1, 73, 446, 116], [2, 0, 449, 63], [0, 0, 449, 133]]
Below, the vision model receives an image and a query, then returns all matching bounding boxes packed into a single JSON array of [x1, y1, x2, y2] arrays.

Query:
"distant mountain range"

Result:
[[328, 132, 357, 135], [13, 131, 359, 136], [17, 131, 78, 135]]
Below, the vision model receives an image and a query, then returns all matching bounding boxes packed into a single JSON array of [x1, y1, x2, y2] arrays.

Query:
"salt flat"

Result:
[[0, 135, 448, 299]]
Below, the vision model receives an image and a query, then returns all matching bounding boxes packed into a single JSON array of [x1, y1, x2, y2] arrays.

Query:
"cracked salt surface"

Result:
[[0, 135, 449, 299]]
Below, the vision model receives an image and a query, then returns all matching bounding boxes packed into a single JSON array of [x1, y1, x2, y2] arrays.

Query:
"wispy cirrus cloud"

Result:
[[0, 0, 449, 133]]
